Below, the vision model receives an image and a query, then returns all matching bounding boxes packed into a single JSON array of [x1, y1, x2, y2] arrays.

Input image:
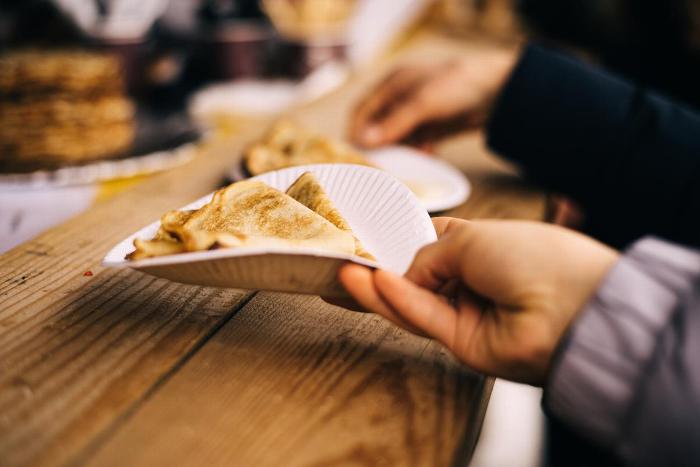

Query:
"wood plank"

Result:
[[0, 131, 265, 467], [84, 293, 490, 467]]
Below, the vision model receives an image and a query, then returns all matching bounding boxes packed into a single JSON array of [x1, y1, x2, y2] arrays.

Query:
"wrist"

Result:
[[543, 246, 620, 380], [544, 237, 700, 445]]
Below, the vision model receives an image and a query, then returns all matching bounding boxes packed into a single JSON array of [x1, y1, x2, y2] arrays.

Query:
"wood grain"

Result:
[[85, 293, 488, 467], [0, 133, 264, 467], [0, 32, 545, 467]]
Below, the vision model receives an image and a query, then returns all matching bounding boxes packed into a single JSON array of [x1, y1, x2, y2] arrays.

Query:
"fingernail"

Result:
[[363, 126, 383, 145]]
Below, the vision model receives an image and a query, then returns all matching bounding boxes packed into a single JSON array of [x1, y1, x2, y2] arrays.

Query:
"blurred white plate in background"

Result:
[[188, 63, 350, 123], [365, 146, 470, 212], [228, 145, 471, 213]]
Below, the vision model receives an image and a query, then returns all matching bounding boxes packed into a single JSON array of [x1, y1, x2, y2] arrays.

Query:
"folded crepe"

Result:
[[126, 175, 373, 261], [286, 172, 374, 260], [243, 120, 372, 176], [126, 210, 194, 260]]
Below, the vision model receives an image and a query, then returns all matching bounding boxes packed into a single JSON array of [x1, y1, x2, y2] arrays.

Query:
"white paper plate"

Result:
[[103, 164, 437, 296], [365, 146, 470, 212], [228, 145, 470, 212], [188, 63, 349, 122]]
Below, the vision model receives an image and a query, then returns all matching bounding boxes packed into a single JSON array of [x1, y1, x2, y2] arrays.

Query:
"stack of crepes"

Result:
[[127, 172, 374, 261], [0, 49, 135, 171], [243, 120, 373, 176]]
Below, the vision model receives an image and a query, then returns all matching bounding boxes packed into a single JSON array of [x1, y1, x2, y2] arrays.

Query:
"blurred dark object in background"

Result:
[[0, 0, 160, 95], [198, 0, 264, 20], [0, 0, 366, 133], [435, 0, 700, 109], [196, 22, 272, 80], [0, 1, 273, 100], [272, 39, 346, 78], [0, 0, 84, 48], [0, 0, 357, 104], [93, 39, 154, 95], [518, 0, 700, 109], [191, 0, 272, 80]]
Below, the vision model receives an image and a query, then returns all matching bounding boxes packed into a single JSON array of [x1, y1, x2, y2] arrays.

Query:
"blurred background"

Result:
[[0, 0, 431, 252], [2, 1, 700, 466], [4, 1, 700, 244]]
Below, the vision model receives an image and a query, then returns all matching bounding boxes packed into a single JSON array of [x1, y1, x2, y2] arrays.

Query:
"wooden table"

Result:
[[0, 33, 544, 467]]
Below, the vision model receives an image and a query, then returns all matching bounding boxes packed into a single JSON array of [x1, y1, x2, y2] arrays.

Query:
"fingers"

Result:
[[449, 287, 492, 369], [350, 67, 428, 147], [374, 271, 498, 373], [340, 256, 492, 369], [338, 264, 427, 336], [404, 231, 467, 291], [366, 94, 433, 147], [432, 217, 469, 238], [373, 269, 458, 349], [403, 110, 481, 149]]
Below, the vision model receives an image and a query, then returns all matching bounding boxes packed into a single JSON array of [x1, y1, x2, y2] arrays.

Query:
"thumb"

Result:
[[404, 230, 467, 291]]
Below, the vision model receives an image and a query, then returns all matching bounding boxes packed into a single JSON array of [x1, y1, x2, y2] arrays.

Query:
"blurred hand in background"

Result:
[[349, 45, 520, 150]]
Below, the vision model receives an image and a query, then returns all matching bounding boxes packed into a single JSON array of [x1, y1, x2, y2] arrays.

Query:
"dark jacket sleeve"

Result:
[[543, 237, 700, 466], [486, 44, 700, 249]]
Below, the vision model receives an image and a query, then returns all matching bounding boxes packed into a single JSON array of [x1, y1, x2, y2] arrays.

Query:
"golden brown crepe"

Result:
[[243, 120, 372, 176], [126, 210, 194, 260], [126, 177, 364, 260], [174, 180, 355, 252], [127, 238, 185, 260], [286, 172, 374, 260]]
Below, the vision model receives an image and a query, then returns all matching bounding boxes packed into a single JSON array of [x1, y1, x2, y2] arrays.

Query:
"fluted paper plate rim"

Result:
[[103, 164, 436, 282]]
